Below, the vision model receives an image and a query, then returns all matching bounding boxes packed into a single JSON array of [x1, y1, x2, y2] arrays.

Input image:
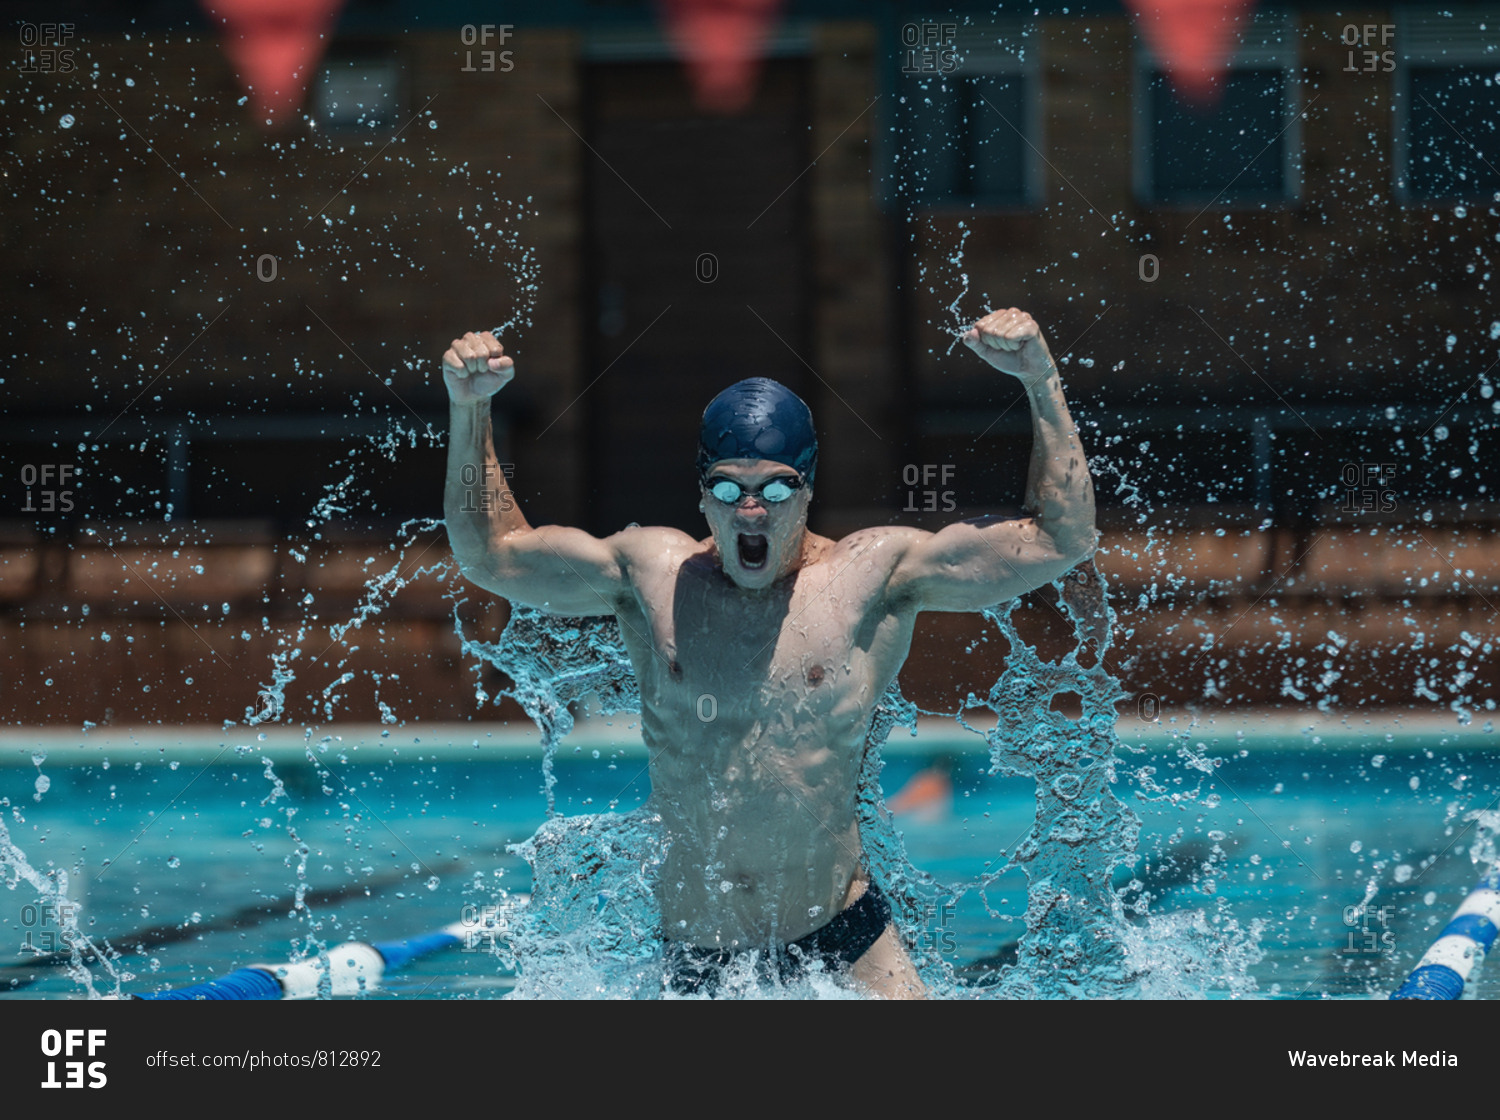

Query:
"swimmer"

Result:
[[441, 307, 1097, 998], [887, 753, 957, 819]]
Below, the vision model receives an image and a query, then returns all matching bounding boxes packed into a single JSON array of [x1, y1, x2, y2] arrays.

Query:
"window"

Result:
[[886, 18, 1040, 209], [1394, 8, 1500, 202], [314, 49, 403, 132], [1134, 14, 1300, 207]]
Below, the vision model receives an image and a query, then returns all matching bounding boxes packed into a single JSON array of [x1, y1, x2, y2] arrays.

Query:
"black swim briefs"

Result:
[[663, 882, 893, 995]]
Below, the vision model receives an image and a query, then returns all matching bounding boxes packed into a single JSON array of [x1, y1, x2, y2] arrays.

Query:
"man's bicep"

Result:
[[889, 517, 1079, 612], [462, 524, 628, 616]]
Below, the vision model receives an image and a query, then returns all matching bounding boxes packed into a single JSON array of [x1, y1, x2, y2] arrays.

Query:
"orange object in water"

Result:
[[1123, 0, 1257, 104], [887, 768, 953, 816], [656, 0, 786, 113], [201, 0, 345, 124]]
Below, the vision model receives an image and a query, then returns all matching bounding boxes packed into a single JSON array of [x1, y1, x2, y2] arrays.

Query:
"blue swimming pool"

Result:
[[2, 721, 1495, 999]]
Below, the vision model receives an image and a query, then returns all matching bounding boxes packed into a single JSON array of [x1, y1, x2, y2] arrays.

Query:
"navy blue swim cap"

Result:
[[696, 377, 817, 485]]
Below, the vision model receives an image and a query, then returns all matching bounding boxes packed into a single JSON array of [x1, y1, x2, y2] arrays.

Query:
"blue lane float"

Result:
[[1390, 866, 1500, 1000], [133, 914, 504, 1000]]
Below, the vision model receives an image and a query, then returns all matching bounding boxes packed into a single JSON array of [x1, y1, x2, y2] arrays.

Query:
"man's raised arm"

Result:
[[888, 308, 1097, 612], [442, 331, 627, 616]]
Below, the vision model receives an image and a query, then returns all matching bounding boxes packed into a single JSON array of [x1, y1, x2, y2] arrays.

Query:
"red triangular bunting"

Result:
[[656, 0, 786, 113], [201, 0, 345, 124], [1124, 0, 1257, 103]]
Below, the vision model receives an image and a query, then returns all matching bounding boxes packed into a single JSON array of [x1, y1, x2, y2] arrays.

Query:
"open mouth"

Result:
[[738, 533, 769, 570]]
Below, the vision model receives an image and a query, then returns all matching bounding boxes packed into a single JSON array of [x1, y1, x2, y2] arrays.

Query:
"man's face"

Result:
[[699, 458, 811, 590]]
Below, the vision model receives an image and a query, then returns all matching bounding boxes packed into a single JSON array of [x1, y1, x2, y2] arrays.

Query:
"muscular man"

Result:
[[442, 308, 1096, 998]]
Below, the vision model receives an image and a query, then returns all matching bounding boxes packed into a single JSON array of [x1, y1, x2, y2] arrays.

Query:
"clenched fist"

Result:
[[962, 308, 1056, 387], [442, 331, 514, 405]]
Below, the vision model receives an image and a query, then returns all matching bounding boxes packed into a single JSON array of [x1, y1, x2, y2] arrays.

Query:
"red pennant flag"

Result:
[[656, 0, 786, 113], [201, 0, 345, 124], [1124, 0, 1257, 103]]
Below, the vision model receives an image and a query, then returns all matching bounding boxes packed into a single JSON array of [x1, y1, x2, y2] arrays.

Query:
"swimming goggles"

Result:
[[702, 473, 805, 505]]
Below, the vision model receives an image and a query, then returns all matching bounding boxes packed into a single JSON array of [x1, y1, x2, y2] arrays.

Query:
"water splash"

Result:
[[458, 560, 1261, 999], [458, 607, 640, 816], [0, 811, 127, 998]]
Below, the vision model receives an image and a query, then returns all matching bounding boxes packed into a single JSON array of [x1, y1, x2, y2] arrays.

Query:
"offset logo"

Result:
[[460, 24, 514, 73], [1343, 904, 1397, 955], [40, 1029, 106, 1089], [900, 22, 959, 75], [901, 464, 956, 513], [1342, 24, 1395, 73], [1340, 462, 1396, 513], [18, 22, 76, 73]]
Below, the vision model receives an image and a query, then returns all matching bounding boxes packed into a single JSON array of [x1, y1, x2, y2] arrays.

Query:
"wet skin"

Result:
[[624, 473, 905, 948], [441, 309, 1097, 997]]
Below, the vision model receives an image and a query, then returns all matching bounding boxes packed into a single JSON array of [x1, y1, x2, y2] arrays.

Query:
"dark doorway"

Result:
[[583, 58, 812, 536]]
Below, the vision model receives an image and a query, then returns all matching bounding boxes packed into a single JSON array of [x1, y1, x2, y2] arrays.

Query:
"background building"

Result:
[[2, 1, 1497, 727]]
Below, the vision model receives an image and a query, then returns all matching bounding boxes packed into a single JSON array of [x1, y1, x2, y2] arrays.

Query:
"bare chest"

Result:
[[619, 558, 912, 733]]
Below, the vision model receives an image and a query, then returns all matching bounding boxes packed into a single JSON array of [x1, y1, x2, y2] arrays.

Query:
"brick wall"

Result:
[[2, 15, 1495, 729]]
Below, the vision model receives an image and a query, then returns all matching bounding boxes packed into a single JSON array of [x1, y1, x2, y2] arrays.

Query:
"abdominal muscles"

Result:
[[644, 689, 870, 947]]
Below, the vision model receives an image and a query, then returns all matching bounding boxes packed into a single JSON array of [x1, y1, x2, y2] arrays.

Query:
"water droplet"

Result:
[[167, 855, 181, 868], [426, 876, 440, 891], [59, 113, 75, 128]]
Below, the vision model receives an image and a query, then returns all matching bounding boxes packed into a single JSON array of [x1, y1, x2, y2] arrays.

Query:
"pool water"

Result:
[[2, 728, 1495, 999]]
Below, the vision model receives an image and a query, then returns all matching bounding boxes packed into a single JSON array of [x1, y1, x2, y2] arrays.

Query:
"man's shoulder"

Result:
[[817, 526, 938, 611], [609, 524, 707, 567], [827, 524, 928, 559], [807, 526, 929, 586]]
